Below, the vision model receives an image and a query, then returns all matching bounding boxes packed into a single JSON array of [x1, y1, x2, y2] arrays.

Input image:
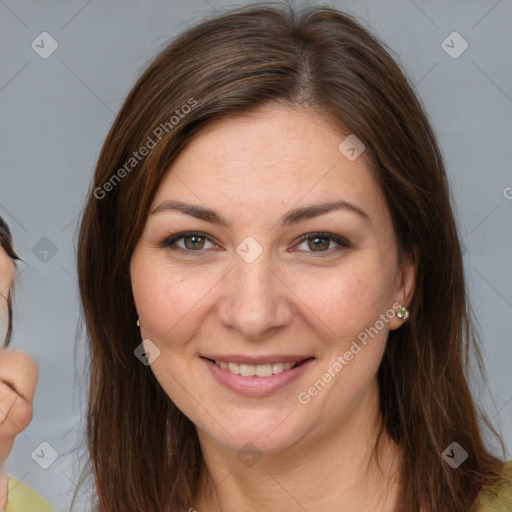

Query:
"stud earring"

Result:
[[397, 305, 410, 320], [136, 318, 140, 327]]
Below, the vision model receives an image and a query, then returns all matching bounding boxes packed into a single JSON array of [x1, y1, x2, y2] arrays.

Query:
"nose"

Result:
[[216, 250, 294, 341]]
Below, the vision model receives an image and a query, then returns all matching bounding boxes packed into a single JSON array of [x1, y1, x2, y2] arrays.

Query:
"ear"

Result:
[[388, 246, 418, 331]]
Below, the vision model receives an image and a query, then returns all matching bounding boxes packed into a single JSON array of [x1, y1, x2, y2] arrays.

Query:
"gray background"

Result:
[[1, 0, 511, 510]]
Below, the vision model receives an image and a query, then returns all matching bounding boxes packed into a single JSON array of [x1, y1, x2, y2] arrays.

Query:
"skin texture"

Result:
[[130, 106, 417, 511], [0, 249, 39, 510], [0, 349, 38, 510], [0, 248, 15, 343]]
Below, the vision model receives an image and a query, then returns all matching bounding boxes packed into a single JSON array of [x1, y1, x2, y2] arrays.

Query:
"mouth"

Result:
[[207, 359, 308, 377], [201, 356, 315, 396]]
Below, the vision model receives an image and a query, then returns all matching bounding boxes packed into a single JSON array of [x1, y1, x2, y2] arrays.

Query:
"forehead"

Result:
[[151, 106, 391, 231]]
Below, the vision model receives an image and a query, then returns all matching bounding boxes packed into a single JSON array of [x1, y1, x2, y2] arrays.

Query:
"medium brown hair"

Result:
[[76, 3, 506, 510], [0, 216, 19, 347]]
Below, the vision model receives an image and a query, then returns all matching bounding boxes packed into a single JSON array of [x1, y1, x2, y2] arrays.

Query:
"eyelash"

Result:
[[160, 231, 351, 257]]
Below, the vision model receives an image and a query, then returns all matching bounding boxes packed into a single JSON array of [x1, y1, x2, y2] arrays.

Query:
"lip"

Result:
[[201, 354, 312, 365], [202, 356, 315, 397]]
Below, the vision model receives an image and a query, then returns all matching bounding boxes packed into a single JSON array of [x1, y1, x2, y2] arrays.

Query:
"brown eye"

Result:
[[183, 235, 206, 250], [307, 236, 330, 251], [294, 232, 351, 256], [162, 231, 217, 253]]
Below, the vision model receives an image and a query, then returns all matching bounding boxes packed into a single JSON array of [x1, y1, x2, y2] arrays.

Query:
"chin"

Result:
[[195, 407, 312, 457]]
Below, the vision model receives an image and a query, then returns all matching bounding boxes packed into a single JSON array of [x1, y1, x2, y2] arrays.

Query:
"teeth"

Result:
[[214, 360, 297, 376], [228, 362, 239, 374]]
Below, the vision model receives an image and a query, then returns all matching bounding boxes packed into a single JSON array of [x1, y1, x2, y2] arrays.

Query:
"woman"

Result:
[[76, 4, 512, 511], [0, 217, 55, 511], [0, 219, 18, 348]]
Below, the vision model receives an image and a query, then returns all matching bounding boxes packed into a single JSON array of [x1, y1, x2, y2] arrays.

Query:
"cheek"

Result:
[[14, 402, 33, 434], [131, 255, 218, 346], [1, 400, 33, 436], [290, 258, 395, 339], [0, 383, 19, 424]]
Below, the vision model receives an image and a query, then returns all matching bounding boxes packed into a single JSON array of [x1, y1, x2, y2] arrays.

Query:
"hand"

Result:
[[0, 348, 38, 510]]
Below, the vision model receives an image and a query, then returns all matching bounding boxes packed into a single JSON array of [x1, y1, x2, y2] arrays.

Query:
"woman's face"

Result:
[[130, 106, 416, 455]]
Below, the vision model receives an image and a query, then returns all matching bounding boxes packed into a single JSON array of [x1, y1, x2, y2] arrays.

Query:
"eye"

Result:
[[294, 232, 351, 255], [161, 231, 219, 253], [159, 231, 351, 256]]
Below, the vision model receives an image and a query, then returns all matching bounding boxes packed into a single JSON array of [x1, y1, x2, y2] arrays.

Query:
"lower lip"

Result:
[[202, 357, 315, 397]]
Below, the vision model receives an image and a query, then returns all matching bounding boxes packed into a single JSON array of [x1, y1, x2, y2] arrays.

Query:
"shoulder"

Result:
[[475, 461, 512, 512], [6, 477, 55, 512]]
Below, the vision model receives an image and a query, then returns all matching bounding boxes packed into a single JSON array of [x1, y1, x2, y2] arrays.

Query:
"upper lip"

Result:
[[202, 355, 314, 365]]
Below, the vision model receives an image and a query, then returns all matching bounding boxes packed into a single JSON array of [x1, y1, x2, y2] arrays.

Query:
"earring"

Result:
[[136, 318, 140, 327], [397, 305, 410, 320]]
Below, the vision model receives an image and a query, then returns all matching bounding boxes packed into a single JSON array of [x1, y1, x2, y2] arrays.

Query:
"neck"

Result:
[[195, 378, 402, 512]]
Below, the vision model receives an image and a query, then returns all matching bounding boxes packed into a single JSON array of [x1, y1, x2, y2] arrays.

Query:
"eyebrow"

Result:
[[151, 199, 371, 227]]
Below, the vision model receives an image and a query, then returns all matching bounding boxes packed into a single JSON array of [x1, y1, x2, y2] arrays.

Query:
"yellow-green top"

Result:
[[476, 461, 512, 512], [2, 462, 511, 511], [4, 477, 55, 512]]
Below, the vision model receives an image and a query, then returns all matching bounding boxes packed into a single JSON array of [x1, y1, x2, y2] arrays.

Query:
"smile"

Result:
[[202, 356, 315, 396], [213, 360, 296, 377]]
